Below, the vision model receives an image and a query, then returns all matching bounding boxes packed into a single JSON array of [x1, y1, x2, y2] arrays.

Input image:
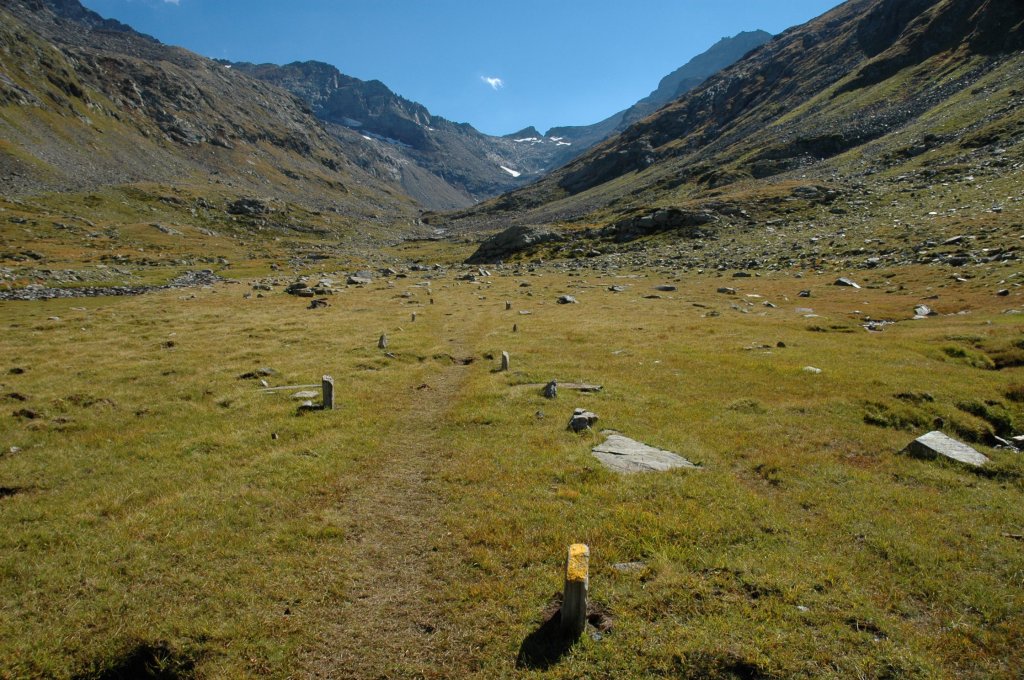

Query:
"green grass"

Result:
[[1, 263, 1023, 678]]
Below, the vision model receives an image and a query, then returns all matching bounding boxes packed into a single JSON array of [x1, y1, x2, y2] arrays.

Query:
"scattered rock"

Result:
[[151, 223, 182, 236], [717, 287, 737, 295], [308, 299, 329, 309], [835, 277, 861, 288], [803, 366, 823, 374], [913, 305, 937, 318], [543, 380, 558, 399], [654, 285, 677, 292], [291, 390, 319, 399], [798, 290, 811, 298], [378, 333, 389, 350], [568, 408, 599, 432], [592, 430, 698, 473], [557, 295, 578, 304], [901, 431, 989, 467], [347, 275, 372, 285], [997, 289, 1010, 297]]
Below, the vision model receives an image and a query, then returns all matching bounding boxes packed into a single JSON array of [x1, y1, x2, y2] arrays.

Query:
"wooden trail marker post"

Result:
[[322, 375, 335, 410], [561, 543, 589, 638]]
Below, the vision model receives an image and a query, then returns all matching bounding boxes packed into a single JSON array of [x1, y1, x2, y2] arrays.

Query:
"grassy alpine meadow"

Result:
[[1, 258, 1023, 678]]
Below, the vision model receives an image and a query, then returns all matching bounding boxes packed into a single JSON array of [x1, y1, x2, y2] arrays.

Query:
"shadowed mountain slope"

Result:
[[0, 0, 418, 228]]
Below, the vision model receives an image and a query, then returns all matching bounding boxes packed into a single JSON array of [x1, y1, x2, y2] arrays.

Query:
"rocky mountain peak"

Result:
[[19, 0, 148, 37], [505, 126, 543, 140]]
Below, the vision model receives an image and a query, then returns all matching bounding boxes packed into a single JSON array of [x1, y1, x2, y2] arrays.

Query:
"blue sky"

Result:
[[80, 0, 841, 136]]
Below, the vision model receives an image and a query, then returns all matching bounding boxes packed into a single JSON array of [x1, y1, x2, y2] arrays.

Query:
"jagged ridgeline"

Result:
[[229, 30, 770, 210], [0, 0, 772, 217]]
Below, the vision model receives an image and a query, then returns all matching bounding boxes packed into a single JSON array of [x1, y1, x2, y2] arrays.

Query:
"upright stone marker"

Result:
[[561, 543, 589, 639], [543, 380, 558, 399], [506, 301, 512, 310], [321, 375, 335, 410], [378, 333, 389, 350], [500, 351, 510, 372], [411, 312, 417, 322]]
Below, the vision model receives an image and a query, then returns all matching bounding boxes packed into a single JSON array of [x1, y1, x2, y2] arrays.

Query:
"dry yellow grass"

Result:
[[1, 261, 1022, 678]]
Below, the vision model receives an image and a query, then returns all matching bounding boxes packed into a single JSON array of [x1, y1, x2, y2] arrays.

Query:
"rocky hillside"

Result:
[[451, 0, 1024, 266], [230, 60, 574, 209], [0, 0, 418, 229]]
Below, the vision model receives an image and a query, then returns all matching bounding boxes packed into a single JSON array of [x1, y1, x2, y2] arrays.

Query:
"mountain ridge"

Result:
[[449, 0, 1024, 265], [230, 30, 770, 209]]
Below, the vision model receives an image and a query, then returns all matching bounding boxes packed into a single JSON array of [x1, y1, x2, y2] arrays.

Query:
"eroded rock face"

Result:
[[601, 209, 715, 243], [465, 225, 562, 264], [227, 198, 271, 216]]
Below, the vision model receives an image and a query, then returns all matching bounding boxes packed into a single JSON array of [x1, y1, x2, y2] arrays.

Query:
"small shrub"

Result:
[[942, 346, 995, 370], [957, 400, 1015, 437], [1005, 384, 1024, 403], [726, 398, 766, 414]]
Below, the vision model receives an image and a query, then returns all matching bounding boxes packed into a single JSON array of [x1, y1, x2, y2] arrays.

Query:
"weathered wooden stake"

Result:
[[500, 351, 510, 372], [321, 375, 335, 410], [561, 543, 589, 638], [378, 333, 389, 349]]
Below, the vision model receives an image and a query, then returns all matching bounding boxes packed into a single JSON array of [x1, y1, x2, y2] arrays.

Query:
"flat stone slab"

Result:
[[291, 390, 320, 399], [592, 430, 698, 473], [902, 431, 989, 467]]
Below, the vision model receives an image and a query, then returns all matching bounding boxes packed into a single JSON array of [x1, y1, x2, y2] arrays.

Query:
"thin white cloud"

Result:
[[163, 0, 180, 5], [481, 76, 504, 91]]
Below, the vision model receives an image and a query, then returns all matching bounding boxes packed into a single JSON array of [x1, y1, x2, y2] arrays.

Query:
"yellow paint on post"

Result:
[[561, 543, 590, 638], [566, 543, 589, 582]]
